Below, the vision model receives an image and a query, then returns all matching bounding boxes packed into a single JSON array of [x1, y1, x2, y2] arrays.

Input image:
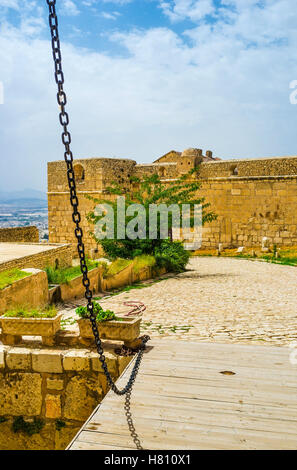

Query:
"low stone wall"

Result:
[[0, 226, 39, 243], [59, 267, 103, 302], [102, 264, 133, 291], [0, 244, 73, 274], [0, 260, 164, 315], [132, 266, 165, 284], [51, 264, 164, 304], [102, 264, 165, 292], [0, 269, 48, 313], [0, 345, 132, 450]]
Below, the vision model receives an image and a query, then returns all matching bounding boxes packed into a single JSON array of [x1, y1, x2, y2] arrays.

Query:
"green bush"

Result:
[[76, 301, 118, 322], [99, 238, 160, 261], [87, 169, 217, 269], [95, 241, 190, 274], [154, 240, 190, 273]]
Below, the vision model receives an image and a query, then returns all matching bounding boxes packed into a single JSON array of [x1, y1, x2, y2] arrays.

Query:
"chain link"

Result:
[[45, 0, 149, 396], [125, 391, 144, 450]]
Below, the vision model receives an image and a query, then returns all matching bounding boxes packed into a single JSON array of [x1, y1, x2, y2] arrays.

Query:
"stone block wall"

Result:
[[48, 192, 99, 256], [0, 244, 72, 273], [199, 176, 297, 248], [198, 156, 297, 178], [0, 226, 39, 243], [48, 158, 136, 256], [0, 345, 132, 450]]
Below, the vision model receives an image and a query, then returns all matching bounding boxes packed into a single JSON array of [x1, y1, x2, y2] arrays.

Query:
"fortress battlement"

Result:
[[47, 148, 297, 253]]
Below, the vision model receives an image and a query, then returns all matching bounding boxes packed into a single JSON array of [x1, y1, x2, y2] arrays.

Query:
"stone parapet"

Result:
[[0, 243, 72, 273], [0, 226, 39, 243], [0, 344, 132, 450]]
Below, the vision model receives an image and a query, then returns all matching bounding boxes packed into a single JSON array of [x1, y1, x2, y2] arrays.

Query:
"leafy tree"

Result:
[[86, 167, 217, 270]]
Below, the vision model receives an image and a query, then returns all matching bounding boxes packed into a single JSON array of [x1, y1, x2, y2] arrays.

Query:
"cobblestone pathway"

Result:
[[93, 257, 297, 347]]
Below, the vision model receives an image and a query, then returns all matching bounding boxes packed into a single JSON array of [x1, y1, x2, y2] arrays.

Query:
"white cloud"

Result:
[[82, 0, 132, 5], [0, 0, 297, 191], [62, 0, 80, 16], [0, 0, 20, 8], [101, 10, 121, 20], [102, 0, 133, 4], [160, 0, 215, 22]]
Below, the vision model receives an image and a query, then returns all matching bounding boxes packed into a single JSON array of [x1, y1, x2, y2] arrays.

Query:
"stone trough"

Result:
[[0, 313, 63, 347]]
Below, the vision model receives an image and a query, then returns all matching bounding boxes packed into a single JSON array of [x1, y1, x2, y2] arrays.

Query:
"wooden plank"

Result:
[[68, 340, 297, 451], [110, 380, 297, 409], [87, 399, 297, 432], [70, 441, 130, 451], [134, 365, 297, 385], [75, 425, 297, 450], [141, 350, 293, 371], [85, 409, 297, 436]]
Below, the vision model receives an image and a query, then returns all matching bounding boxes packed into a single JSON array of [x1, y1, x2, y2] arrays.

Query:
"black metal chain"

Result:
[[125, 389, 144, 450], [45, 0, 149, 396]]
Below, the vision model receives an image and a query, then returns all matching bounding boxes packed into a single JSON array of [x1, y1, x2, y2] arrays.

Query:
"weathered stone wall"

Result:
[[59, 267, 102, 302], [198, 156, 297, 178], [0, 345, 131, 450], [133, 162, 178, 180], [48, 158, 137, 255], [199, 176, 297, 248], [0, 269, 48, 312], [0, 226, 39, 243], [47, 155, 297, 253], [0, 244, 72, 273]]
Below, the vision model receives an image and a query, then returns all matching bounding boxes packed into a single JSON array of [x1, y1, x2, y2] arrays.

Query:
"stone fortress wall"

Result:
[[47, 149, 297, 253], [0, 226, 39, 243], [0, 345, 131, 450]]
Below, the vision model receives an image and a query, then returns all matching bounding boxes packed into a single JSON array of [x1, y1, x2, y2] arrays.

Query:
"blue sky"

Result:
[[0, 0, 297, 191]]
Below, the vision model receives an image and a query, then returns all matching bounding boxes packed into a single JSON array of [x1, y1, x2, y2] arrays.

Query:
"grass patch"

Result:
[[140, 322, 193, 334], [261, 255, 297, 267], [193, 246, 297, 267], [60, 316, 77, 330], [3, 305, 58, 319], [0, 269, 31, 290], [133, 255, 156, 274], [104, 258, 133, 279], [45, 259, 100, 285], [261, 247, 297, 266]]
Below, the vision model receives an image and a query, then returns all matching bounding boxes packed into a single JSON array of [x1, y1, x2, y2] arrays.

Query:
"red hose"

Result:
[[123, 301, 146, 316]]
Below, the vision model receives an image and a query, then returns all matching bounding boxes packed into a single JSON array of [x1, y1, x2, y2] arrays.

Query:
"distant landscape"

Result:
[[0, 189, 48, 240]]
